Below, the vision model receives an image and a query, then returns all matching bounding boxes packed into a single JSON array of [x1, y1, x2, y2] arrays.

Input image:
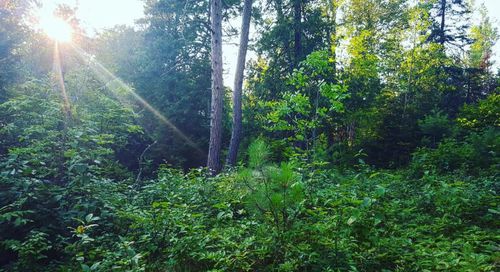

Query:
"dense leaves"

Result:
[[0, 0, 499, 271], [1, 140, 497, 271]]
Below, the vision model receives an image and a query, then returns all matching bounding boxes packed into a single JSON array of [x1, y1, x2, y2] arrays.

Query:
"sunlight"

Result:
[[40, 16, 73, 42], [53, 42, 72, 120], [69, 44, 205, 155]]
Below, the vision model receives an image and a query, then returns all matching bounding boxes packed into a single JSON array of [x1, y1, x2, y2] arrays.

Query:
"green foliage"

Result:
[[119, 0, 215, 169], [0, 0, 32, 100], [0, 79, 141, 182], [240, 142, 306, 236], [1, 133, 498, 271], [411, 128, 499, 175], [247, 138, 270, 168], [411, 93, 499, 175], [259, 50, 348, 161], [458, 93, 500, 131], [6, 230, 53, 271], [1, 0, 499, 271], [0, 76, 146, 270], [468, 5, 498, 69], [418, 110, 454, 147]]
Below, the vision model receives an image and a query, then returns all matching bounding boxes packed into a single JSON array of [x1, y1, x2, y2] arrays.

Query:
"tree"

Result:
[[0, 0, 32, 101], [244, 0, 341, 156], [428, 0, 472, 49], [261, 51, 348, 161], [207, 0, 224, 175], [293, 0, 302, 64], [250, 0, 333, 99], [227, 0, 253, 167], [102, 1, 213, 169], [464, 4, 499, 103]]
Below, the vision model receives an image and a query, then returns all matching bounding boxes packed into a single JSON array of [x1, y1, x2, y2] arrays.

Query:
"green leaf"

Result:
[[90, 262, 101, 270], [375, 186, 386, 197], [81, 264, 91, 272], [487, 208, 500, 215]]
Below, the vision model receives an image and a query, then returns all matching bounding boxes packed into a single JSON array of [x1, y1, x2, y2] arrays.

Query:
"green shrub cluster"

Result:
[[1, 139, 498, 271], [411, 93, 499, 176], [0, 83, 498, 271]]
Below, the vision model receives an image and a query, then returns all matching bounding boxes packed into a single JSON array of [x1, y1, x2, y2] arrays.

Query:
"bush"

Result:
[[411, 128, 499, 175], [2, 159, 497, 271]]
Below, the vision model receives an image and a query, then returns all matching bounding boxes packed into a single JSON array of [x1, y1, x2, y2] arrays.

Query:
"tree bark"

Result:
[[207, 0, 224, 175], [328, 0, 337, 74], [226, 0, 252, 167], [439, 0, 446, 45], [293, 0, 302, 64], [274, 0, 292, 70]]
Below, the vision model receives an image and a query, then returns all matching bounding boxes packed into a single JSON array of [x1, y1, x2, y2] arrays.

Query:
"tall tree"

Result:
[[468, 4, 498, 71], [227, 0, 253, 167], [105, 0, 213, 169], [293, 0, 302, 64], [464, 4, 499, 103], [428, 0, 472, 49], [251, 0, 331, 99], [207, 0, 224, 175], [0, 0, 32, 101]]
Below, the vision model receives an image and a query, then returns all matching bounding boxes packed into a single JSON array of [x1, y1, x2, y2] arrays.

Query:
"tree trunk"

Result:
[[439, 0, 446, 45], [328, 0, 337, 75], [293, 0, 302, 64], [226, 0, 252, 167], [274, 0, 292, 70], [207, 0, 224, 175]]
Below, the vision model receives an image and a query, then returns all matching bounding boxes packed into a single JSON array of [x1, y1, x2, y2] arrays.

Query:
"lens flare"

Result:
[[40, 16, 73, 42], [69, 44, 204, 155], [53, 42, 72, 120]]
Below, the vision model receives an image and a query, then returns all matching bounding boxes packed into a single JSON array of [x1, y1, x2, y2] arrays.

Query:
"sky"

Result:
[[480, 0, 500, 70], [35, 0, 144, 33], [36, 0, 500, 85]]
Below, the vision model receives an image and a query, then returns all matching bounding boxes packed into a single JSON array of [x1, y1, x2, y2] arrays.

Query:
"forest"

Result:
[[0, 0, 499, 271]]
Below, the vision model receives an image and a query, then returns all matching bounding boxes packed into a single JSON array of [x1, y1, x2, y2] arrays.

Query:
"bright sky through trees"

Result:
[[35, 0, 500, 82], [35, 0, 144, 33], [39, 16, 72, 42]]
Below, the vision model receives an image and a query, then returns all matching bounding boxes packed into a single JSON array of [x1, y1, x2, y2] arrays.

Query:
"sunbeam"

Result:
[[41, 17, 72, 42], [69, 44, 204, 154], [53, 41, 72, 121]]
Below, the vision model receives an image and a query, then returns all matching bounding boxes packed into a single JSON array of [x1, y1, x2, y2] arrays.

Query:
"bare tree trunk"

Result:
[[293, 0, 302, 64], [439, 0, 446, 45], [274, 0, 292, 70], [226, 0, 252, 167], [207, 0, 224, 175], [327, 0, 338, 74]]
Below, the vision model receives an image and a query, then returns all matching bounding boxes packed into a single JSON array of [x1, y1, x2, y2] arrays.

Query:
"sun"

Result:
[[40, 16, 73, 42]]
